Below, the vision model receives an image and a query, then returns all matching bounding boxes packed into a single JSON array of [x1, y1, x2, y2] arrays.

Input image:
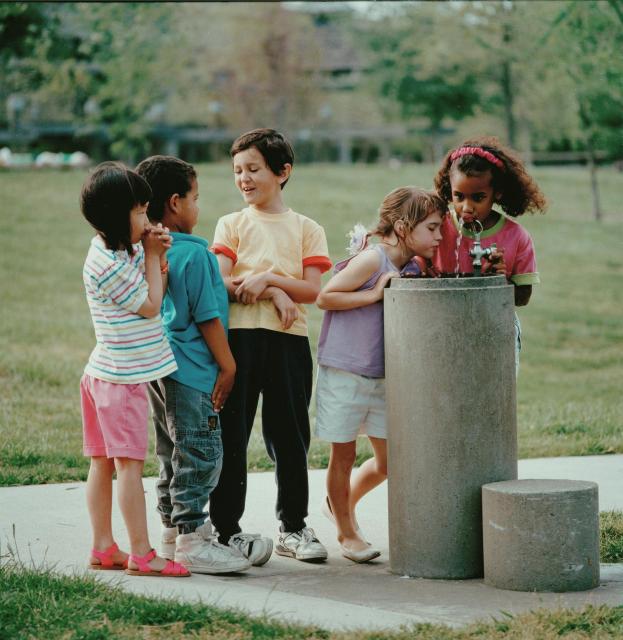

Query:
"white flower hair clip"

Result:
[[346, 223, 369, 256]]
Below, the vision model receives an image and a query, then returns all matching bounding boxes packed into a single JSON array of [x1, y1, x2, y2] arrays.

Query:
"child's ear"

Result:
[[494, 191, 503, 203], [279, 163, 292, 185], [394, 220, 405, 238], [167, 193, 180, 214]]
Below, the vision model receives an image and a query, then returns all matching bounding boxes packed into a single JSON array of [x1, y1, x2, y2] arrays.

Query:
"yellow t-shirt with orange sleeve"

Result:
[[212, 207, 332, 336]]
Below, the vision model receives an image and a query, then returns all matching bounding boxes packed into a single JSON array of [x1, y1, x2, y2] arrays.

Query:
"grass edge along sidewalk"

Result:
[[2, 562, 623, 640], [1, 512, 622, 639]]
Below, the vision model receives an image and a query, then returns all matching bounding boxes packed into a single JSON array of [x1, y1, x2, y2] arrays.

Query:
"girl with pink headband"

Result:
[[433, 136, 547, 371]]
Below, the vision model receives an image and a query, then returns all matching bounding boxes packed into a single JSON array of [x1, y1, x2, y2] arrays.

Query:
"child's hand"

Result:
[[372, 271, 399, 301], [424, 258, 440, 278], [270, 288, 298, 330], [152, 223, 172, 250], [142, 224, 171, 256], [212, 365, 236, 413], [483, 247, 506, 276], [232, 272, 270, 304]]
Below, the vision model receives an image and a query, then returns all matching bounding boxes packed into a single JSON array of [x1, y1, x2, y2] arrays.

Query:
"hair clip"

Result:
[[346, 223, 369, 256]]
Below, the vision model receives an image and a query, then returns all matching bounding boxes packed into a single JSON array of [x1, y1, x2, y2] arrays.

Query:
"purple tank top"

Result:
[[317, 245, 408, 378]]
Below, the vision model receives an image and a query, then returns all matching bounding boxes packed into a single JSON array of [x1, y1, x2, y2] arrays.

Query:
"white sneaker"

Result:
[[276, 527, 328, 562], [161, 524, 177, 560], [175, 522, 251, 574], [228, 532, 273, 566]]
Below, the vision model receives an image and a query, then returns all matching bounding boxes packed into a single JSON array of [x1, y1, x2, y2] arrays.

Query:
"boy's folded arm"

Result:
[[214, 253, 239, 301], [231, 267, 322, 305], [257, 267, 323, 304]]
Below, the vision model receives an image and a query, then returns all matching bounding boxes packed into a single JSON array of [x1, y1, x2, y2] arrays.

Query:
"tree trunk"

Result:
[[431, 126, 444, 164], [587, 145, 602, 222], [579, 103, 602, 221], [501, 20, 516, 147]]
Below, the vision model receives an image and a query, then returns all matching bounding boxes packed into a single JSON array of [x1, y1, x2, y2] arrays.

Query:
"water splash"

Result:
[[454, 214, 464, 277]]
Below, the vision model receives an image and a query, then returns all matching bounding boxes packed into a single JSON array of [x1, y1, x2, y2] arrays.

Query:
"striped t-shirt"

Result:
[[82, 235, 177, 384]]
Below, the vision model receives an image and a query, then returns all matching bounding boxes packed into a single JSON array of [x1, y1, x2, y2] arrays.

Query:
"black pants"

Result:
[[209, 329, 312, 541]]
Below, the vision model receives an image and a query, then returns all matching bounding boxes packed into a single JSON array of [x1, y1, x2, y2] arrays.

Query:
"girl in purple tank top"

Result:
[[315, 186, 446, 563]]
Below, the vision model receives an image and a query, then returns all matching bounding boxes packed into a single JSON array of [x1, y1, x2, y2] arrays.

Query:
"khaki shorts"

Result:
[[315, 365, 386, 443]]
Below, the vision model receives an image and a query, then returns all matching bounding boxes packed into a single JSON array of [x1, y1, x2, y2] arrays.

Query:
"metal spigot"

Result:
[[469, 225, 496, 276]]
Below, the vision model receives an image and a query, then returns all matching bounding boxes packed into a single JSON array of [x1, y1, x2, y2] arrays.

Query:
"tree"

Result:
[[175, 3, 323, 132], [545, 0, 623, 219], [358, 3, 482, 161]]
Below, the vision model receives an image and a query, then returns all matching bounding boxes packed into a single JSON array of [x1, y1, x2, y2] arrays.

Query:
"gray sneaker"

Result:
[[161, 524, 177, 560], [175, 522, 251, 574], [228, 532, 273, 566], [276, 527, 328, 562]]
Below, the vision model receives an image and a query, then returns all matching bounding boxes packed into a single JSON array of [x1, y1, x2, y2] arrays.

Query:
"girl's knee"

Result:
[[330, 443, 357, 470], [372, 455, 388, 477], [114, 457, 144, 474], [91, 456, 115, 472]]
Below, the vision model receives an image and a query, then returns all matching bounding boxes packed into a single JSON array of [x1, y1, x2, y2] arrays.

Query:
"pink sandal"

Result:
[[89, 542, 129, 570], [125, 548, 190, 577]]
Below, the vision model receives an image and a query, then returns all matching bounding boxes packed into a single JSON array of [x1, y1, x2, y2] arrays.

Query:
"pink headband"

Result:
[[449, 146, 504, 170]]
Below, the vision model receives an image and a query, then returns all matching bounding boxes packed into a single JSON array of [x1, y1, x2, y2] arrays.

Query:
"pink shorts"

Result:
[[80, 374, 149, 460]]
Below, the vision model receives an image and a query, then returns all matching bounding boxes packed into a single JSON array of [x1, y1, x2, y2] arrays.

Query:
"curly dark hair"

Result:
[[434, 136, 547, 217]]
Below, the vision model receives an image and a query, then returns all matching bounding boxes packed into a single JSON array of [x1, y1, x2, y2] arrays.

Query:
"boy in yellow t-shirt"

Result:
[[211, 128, 332, 563]]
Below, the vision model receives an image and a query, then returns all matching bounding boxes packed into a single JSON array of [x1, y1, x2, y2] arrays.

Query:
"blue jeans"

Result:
[[148, 377, 223, 534]]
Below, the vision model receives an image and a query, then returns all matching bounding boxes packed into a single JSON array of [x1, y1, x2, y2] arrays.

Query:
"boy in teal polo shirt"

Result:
[[136, 156, 255, 574]]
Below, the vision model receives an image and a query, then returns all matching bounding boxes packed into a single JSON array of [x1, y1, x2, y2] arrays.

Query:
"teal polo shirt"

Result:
[[162, 233, 229, 394]]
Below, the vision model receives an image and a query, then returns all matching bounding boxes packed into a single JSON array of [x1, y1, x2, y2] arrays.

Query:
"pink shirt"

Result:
[[433, 211, 540, 285]]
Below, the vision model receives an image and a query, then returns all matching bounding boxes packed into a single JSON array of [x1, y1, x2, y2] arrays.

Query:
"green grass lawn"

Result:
[[2, 562, 623, 640], [0, 163, 622, 485]]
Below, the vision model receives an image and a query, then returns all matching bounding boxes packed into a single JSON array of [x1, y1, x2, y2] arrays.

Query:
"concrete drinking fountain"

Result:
[[384, 273, 517, 579], [383, 262, 600, 590]]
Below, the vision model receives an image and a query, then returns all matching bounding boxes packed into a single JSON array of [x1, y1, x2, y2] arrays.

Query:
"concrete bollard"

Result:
[[482, 479, 600, 592], [384, 275, 517, 578]]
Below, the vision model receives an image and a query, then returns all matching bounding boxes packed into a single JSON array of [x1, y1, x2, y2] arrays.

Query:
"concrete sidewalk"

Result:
[[2, 455, 622, 632]]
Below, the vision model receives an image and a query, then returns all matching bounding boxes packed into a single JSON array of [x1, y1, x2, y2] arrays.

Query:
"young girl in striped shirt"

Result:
[[80, 162, 189, 577]]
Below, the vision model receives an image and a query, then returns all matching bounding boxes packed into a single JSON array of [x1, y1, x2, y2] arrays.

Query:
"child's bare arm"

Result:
[[316, 251, 397, 311], [197, 318, 236, 412], [233, 267, 323, 305], [215, 253, 239, 301], [137, 227, 170, 318], [151, 223, 172, 291], [514, 285, 532, 307], [214, 252, 298, 329], [265, 287, 299, 330]]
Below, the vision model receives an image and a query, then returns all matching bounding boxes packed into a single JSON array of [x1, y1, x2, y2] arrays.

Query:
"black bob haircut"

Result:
[[80, 161, 152, 254]]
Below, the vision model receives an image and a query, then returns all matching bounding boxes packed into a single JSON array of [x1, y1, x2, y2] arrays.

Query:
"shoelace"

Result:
[[299, 527, 319, 543], [231, 532, 260, 554], [232, 533, 259, 543]]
